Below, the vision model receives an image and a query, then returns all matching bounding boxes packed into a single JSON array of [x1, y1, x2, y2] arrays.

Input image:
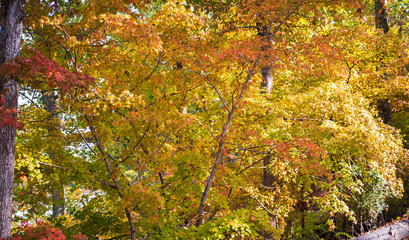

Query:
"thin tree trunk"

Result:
[[260, 46, 277, 240], [262, 153, 278, 239], [256, 6, 306, 236], [196, 57, 260, 226], [0, 0, 24, 238], [256, 5, 303, 238], [52, 187, 66, 217], [374, 0, 392, 125], [125, 208, 136, 240], [84, 115, 136, 240], [261, 66, 274, 189], [42, 91, 66, 217]]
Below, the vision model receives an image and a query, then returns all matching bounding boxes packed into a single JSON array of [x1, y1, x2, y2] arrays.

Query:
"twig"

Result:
[[38, 161, 67, 170], [95, 180, 118, 190], [130, 132, 170, 187]]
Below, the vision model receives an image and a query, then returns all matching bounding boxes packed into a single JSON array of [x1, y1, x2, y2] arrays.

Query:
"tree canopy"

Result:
[[2, 0, 409, 239]]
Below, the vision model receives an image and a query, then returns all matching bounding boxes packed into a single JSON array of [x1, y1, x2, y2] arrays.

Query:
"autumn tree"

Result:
[[8, 0, 409, 239]]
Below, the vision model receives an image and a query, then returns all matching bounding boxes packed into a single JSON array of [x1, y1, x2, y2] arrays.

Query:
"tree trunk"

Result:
[[375, 0, 389, 34], [42, 91, 66, 217], [0, 0, 24, 238], [262, 147, 275, 189], [259, 24, 277, 239], [260, 66, 273, 94], [261, 66, 278, 240], [196, 58, 260, 226], [377, 98, 392, 125], [52, 187, 66, 217], [374, 0, 391, 125], [125, 208, 136, 240]]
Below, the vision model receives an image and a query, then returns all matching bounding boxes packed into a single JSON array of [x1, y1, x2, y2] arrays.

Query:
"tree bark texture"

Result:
[[52, 187, 66, 217], [260, 66, 273, 94], [0, 0, 24, 238]]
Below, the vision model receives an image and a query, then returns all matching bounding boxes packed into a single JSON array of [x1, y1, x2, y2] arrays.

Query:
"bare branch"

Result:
[[283, 117, 324, 122], [95, 180, 118, 190], [120, 124, 150, 163], [216, 25, 258, 35], [84, 115, 123, 197], [59, 107, 97, 155], [237, 157, 265, 175], [192, 118, 219, 143], [38, 161, 67, 170], [269, 1, 304, 42], [245, 189, 274, 216]]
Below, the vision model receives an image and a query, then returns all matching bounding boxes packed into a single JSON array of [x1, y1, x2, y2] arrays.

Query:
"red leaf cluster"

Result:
[[0, 220, 88, 240], [7, 220, 66, 240], [0, 95, 23, 130], [273, 137, 329, 177], [0, 51, 93, 129], [0, 50, 93, 92]]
